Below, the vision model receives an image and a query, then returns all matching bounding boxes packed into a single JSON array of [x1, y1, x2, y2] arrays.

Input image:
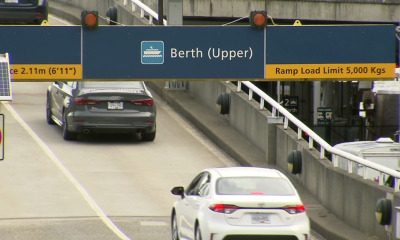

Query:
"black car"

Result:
[[0, 0, 48, 25], [46, 81, 157, 141]]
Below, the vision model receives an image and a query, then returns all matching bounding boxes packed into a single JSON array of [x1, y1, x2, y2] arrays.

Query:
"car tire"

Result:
[[46, 96, 55, 125], [171, 212, 180, 240], [141, 130, 156, 141], [141, 124, 156, 141], [195, 223, 202, 240], [62, 111, 77, 141]]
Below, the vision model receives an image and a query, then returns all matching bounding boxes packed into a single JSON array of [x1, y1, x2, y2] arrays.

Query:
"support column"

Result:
[[313, 81, 321, 125], [165, 0, 185, 90]]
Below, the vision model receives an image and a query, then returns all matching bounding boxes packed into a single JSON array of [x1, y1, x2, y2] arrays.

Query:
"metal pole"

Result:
[[158, 0, 163, 25], [277, 81, 280, 116], [313, 81, 321, 125], [346, 81, 352, 141]]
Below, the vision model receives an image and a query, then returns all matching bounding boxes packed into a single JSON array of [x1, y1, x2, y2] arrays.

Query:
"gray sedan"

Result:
[[0, 0, 49, 25], [46, 81, 156, 141]]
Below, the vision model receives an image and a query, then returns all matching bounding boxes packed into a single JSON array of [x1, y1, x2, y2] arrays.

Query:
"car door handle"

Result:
[[185, 203, 189, 206], [195, 202, 199, 206]]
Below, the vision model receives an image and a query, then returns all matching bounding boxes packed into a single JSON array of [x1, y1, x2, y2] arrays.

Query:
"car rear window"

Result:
[[82, 81, 143, 89], [216, 177, 295, 195]]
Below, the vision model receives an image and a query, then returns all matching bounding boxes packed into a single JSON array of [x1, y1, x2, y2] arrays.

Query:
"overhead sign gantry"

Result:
[[0, 11, 396, 81]]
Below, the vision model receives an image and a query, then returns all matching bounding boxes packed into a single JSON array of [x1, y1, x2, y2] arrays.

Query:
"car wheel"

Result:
[[46, 96, 55, 125], [141, 130, 156, 141], [171, 212, 180, 240], [62, 111, 77, 141], [141, 124, 156, 141], [195, 223, 202, 240]]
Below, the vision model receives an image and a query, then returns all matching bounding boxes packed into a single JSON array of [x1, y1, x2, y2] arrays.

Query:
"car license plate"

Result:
[[5, 0, 18, 3], [108, 102, 123, 110], [251, 214, 271, 224]]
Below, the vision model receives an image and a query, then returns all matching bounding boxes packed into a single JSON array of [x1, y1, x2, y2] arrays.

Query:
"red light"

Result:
[[145, 121, 154, 124], [36, 14, 42, 18], [283, 205, 305, 214], [210, 204, 224, 213], [84, 13, 97, 26], [74, 120, 85, 123], [305, 132, 309, 136], [209, 204, 238, 214], [131, 99, 153, 106], [253, 13, 266, 26], [397, 65, 399, 68], [75, 98, 86, 105], [75, 98, 100, 105], [250, 192, 264, 195]]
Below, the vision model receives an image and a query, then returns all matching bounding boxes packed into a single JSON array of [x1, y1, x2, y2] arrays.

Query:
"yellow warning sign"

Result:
[[10, 64, 82, 81]]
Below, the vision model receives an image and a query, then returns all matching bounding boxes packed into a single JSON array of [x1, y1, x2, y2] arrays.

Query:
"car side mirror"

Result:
[[171, 186, 184, 198]]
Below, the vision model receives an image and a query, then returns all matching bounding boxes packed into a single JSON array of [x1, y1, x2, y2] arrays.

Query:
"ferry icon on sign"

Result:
[[141, 41, 164, 64]]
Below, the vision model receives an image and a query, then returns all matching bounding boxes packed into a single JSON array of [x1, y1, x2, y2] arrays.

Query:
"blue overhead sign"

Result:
[[82, 26, 265, 80], [0, 26, 82, 80], [0, 26, 81, 64], [0, 24, 396, 81]]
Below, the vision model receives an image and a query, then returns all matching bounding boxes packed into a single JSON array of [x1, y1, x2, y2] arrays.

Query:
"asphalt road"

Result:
[[0, 15, 325, 240]]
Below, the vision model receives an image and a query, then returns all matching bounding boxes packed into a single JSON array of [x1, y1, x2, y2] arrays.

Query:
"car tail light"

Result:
[[131, 99, 153, 106], [283, 205, 305, 214], [209, 204, 238, 214], [36, 14, 42, 18], [75, 98, 100, 105], [250, 192, 263, 195]]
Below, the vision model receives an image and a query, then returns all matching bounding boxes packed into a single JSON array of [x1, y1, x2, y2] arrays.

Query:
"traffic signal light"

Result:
[[81, 11, 99, 29], [249, 11, 267, 29]]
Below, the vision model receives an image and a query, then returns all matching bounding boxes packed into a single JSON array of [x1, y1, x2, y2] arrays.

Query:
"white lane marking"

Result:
[[153, 94, 239, 167], [48, 14, 74, 26], [310, 229, 326, 240], [1, 102, 132, 240]]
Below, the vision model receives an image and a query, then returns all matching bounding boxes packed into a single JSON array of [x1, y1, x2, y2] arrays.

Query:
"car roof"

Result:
[[210, 167, 283, 178]]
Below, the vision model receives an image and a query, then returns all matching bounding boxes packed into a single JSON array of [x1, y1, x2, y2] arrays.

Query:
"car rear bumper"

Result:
[[209, 227, 309, 240], [66, 111, 156, 134], [0, 5, 48, 23], [199, 213, 310, 240]]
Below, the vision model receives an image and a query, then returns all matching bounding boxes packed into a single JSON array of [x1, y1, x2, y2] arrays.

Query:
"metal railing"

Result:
[[237, 81, 400, 192], [124, 0, 168, 25]]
